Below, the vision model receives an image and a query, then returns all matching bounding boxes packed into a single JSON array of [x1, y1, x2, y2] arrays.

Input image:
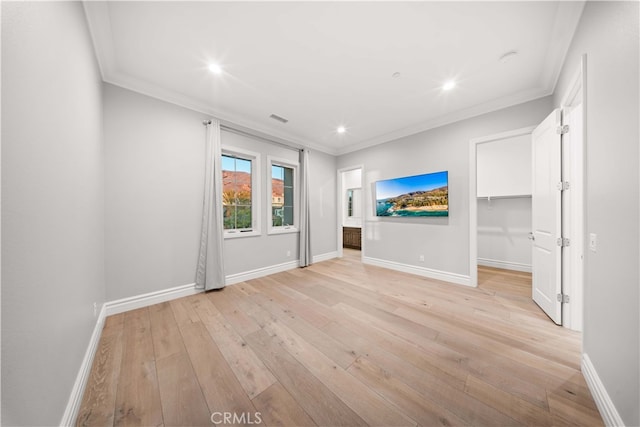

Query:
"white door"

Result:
[[531, 109, 562, 324]]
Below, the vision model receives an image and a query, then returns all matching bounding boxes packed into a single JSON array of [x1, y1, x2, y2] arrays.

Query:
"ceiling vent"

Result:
[[269, 114, 289, 124]]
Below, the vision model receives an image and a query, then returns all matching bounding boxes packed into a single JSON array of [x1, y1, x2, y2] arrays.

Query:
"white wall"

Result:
[[477, 198, 532, 271], [553, 2, 639, 425], [104, 84, 337, 300], [104, 84, 204, 300], [337, 96, 552, 281], [1, 2, 105, 425], [476, 134, 531, 198]]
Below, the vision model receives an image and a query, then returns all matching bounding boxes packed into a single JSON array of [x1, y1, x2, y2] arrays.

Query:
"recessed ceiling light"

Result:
[[442, 80, 456, 91], [208, 63, 223, 75], [337, 126, 346, 134]]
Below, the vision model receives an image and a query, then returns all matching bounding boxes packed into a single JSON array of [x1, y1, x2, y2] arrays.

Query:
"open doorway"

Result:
[[469, 126, 536, 303], [337, 166, 363, 258], [469, 127, 536, 284]]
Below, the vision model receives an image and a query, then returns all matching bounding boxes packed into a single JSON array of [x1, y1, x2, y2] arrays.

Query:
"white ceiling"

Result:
[[83, 1, 584, 155]]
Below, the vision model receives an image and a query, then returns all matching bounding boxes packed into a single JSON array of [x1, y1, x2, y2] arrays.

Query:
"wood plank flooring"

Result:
[[77, 250, 603, 426]]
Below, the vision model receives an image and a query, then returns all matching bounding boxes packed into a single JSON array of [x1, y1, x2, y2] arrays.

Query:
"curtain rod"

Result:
[[203, 119, 303, 153]]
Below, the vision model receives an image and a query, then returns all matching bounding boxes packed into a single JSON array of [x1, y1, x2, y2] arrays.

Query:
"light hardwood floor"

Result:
[[77, 250, 603, 426]]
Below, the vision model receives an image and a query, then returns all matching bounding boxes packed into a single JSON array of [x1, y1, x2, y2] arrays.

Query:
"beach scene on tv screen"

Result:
[[376, 171, 448, 217]]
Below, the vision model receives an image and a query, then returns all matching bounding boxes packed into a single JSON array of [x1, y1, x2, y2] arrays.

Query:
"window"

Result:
[[347, 189, 354, 217], [346, 188, 362, 219], [268, 156, 298, 234], [272, 164, 293, 226], [221, 148, 260, 238]]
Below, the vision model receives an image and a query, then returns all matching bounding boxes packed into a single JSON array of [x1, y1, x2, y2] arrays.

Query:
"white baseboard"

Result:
[[60, 304, 107, 426], [105, 283, 202, 316], [582, 353, 625, 427], [106, 256, 320, 314], [227, 253, 338, 284], [313, 251, 338, 263], [225, 260, 299, 285], [478, 257, 532, 273], [363, 256, 472, 287], [59, 254, 332, 425]]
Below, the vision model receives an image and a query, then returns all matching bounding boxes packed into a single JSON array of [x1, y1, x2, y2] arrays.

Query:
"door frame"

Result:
[[469, 126, 536, 287], [559, 55, 587, 331], [337, 165, 364, 258]]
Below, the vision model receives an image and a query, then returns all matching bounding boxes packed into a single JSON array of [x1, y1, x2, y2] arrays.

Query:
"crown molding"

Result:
[[540, 1, 586, 93], [82, 1, 336, 156], [104, 71, 336, 156], [336, 86, 551, 156], [83, 0, 582, 159]]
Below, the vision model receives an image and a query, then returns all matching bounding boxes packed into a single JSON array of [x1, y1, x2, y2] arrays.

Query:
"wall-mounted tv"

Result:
[[375, 171, 448, 217]]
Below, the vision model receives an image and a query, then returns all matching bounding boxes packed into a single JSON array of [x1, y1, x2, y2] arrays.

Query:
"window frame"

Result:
[[221, 146, 261, 239], [267, 155, 299, 235]]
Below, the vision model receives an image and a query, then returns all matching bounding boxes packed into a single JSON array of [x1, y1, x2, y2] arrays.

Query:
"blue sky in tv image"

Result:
[[376, 171, 448, 200]]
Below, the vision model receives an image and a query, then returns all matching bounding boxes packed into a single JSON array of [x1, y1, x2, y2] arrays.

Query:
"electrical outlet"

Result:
[[93, 302, 98, 317], [419, 254, 425, 262], [286, 250, 291, 257], [589, 233, 597, 252]]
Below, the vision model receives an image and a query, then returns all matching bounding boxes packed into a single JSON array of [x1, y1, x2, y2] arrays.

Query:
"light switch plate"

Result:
[[589, 233, 597, 252]]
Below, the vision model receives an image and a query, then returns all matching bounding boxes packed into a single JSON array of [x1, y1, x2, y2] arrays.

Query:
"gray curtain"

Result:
[[299, 148, 312, 267], [196, 119, 225, 290]]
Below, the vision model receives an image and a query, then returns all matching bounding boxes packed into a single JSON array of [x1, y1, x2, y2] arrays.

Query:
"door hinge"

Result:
[[557, 181, 570, 191], [556, 125, 570, 135], [557, 293, 570, 304], [557, 237, 571, 247]]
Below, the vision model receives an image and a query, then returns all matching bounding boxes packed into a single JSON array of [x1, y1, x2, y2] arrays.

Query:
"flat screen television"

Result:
[[375, 171, 448, 217]]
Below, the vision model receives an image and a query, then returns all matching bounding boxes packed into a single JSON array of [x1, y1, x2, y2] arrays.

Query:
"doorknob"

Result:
[[528, 232, 535, 241]]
